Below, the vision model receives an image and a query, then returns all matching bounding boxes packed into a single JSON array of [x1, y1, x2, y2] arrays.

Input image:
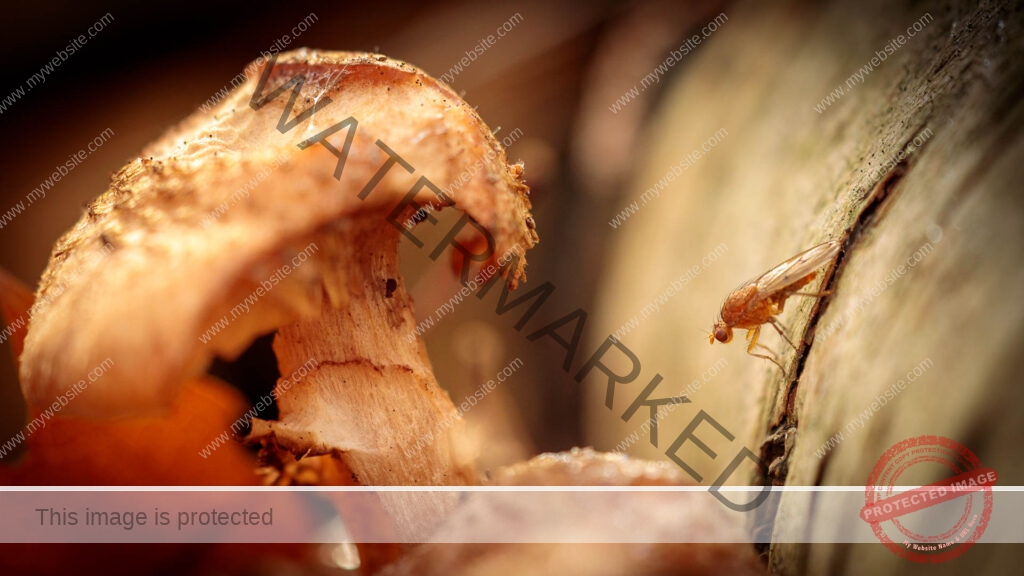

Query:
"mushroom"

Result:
[[382, 448, 763, 576], [18, 50, 537, 536]]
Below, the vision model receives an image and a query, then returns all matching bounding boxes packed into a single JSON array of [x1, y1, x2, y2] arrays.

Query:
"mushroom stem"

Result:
[[250, 213, 477, 537]]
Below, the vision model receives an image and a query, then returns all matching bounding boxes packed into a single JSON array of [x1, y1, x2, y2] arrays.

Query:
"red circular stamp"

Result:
[[860, 435, 996, 563]]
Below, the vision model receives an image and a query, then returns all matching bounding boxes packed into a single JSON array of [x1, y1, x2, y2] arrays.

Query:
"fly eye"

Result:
[[715, 328, 728, 342]]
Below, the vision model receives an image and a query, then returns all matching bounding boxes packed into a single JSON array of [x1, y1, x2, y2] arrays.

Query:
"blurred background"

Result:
[[2, 0, 1023, 573], [0, 0, 729, 463]]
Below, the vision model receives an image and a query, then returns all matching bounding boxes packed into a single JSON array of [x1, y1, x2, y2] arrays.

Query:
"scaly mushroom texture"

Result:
[[19, 50, 538, 534]]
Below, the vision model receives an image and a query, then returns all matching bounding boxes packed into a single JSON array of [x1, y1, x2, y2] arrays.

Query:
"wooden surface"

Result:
[[589, 0, 1024, 573]]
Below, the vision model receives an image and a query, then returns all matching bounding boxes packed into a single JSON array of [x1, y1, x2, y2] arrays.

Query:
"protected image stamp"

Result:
[[860, 435, 996, 563]]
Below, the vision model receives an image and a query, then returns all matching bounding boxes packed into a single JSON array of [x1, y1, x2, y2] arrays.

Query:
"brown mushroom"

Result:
[[382, 448, 763, 576], [18, 50, 537, 535]]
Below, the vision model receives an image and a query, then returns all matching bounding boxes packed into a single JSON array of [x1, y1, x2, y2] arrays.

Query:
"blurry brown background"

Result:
[[0, 0, 707, 461], [3, 0, 1024, 574]]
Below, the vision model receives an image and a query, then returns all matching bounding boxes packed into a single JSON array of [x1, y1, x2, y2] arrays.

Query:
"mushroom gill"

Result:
[[19, 50, 537, 533]]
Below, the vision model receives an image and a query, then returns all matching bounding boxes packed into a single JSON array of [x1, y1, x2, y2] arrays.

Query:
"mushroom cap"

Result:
[[20, 50, 537, 417]]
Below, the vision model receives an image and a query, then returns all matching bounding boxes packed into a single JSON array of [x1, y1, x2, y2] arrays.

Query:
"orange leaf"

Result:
[[0, 377, 257, 486]]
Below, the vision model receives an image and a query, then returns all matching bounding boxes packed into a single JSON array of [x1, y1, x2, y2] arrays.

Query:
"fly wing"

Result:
[[755, 240, 841, 294]]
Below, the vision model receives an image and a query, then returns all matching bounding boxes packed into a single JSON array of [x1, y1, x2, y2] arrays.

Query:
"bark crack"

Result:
[[757, 131, 930, 488]]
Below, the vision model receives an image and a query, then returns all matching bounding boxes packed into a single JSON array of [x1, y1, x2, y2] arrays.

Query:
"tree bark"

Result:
[[591, 0, 1024, 573]]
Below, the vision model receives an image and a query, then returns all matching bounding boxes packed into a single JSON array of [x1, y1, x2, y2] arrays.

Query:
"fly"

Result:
[[710, 240, 841, 372]]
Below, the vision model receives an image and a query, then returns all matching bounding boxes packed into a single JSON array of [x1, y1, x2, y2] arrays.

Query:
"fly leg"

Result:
[[745, 326, 785, 372], [768, 317, 798, 350]]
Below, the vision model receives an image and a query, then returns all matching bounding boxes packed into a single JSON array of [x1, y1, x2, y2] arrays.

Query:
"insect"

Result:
[[709, 240, 841, 371]]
